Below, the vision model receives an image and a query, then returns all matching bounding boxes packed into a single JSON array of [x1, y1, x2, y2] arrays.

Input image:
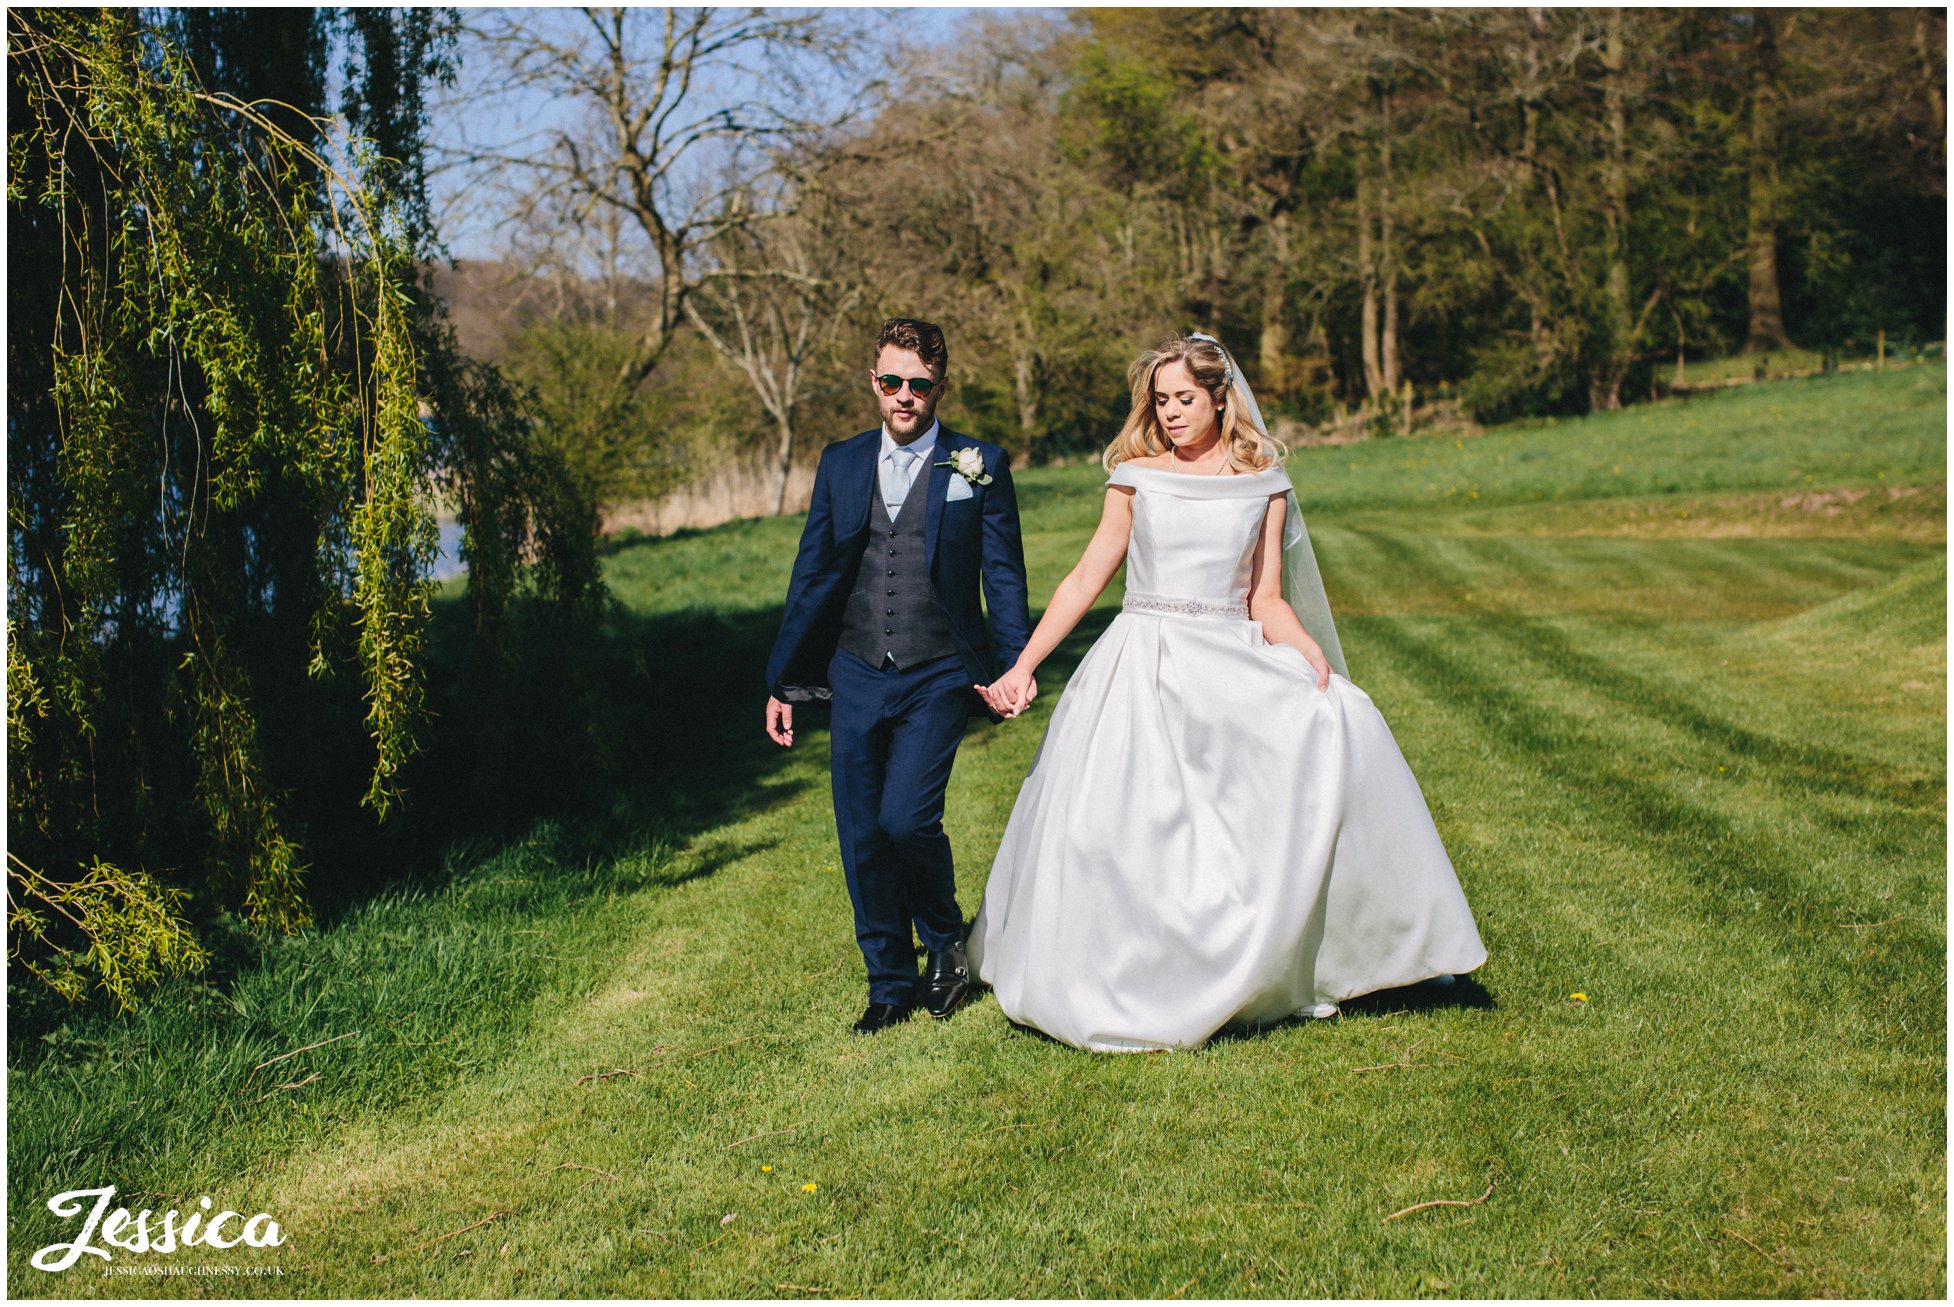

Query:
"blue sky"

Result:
[[426, 6, 1056, 262]]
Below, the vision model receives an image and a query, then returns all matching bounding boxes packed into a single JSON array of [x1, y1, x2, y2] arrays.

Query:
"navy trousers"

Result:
[[826, 646, 971, 1005]]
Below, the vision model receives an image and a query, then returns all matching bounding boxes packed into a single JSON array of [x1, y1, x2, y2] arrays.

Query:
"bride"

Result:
[[968, 333, 1487, 1052]]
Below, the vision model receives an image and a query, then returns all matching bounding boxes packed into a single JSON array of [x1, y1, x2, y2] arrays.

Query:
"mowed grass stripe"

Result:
[[1376, 533, 1941, 810], [1336, 530, 1934, 623], [1365, 610, 1937, 966]]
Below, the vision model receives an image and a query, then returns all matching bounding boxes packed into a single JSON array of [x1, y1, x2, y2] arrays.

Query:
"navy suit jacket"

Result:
[[765, 425, 1033, 718]]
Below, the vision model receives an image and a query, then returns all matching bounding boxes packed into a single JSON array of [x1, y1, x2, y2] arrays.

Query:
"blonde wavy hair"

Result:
[[1102, 335, 1287, 473]]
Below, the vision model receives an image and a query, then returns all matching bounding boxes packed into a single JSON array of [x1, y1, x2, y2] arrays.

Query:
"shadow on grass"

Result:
[[310, 596, 809, 924], [6, 587, 820, 1047], [1336, 972, 1497, 1018], [302, 580, 1126, 944], [978, 975, 1494, 1054], [8, 576, 1135, 1048]]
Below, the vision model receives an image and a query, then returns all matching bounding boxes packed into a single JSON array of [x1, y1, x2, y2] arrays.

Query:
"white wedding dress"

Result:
[[968, 462, 1487, 1052]]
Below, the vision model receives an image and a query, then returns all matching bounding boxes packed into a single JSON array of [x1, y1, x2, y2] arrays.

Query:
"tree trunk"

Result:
[[1012, 346, 1039, 459], [1671, 304, 1688, 388], [1916, 10, 1945, 176], [1378, 81, 1401, 395], [1744, 8, 1793, 353], [1357, 147, 1382, 404], [1591, 7, 1632, 411], [1259, 212, 1293, 397], [772, 406, 797, 518], [1259, 297, 1291, 400], [617, 225, 689, 392], [1520, 9, 1549, 361]]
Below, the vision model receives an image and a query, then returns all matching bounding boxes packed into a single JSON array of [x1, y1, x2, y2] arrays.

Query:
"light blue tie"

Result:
[[885, 445, 920, 517]]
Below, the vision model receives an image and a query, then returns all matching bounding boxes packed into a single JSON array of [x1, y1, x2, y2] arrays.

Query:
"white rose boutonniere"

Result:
[[935, 447, 993, 486]]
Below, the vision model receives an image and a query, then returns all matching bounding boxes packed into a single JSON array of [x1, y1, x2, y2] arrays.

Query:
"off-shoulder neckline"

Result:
[[1110, 463, 1287, 479], [1106, 464, 1291, 496]]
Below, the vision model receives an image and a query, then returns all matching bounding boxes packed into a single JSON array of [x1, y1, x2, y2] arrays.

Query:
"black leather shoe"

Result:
[[920, 943, 971, 1019], [852, 1001, 912, 1036]]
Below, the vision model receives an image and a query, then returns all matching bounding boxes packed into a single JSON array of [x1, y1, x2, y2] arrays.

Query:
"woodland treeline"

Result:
[[5, 7, 1944, 1010], [444, 7, 1945, 519]]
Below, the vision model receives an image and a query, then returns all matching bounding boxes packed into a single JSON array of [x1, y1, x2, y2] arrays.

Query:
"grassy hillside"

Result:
[[8, 366, 1944, 1297]]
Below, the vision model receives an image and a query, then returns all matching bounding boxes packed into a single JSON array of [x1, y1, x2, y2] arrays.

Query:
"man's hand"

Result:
[[765, 696, 794, 747], [976, 665, 1038, 719]]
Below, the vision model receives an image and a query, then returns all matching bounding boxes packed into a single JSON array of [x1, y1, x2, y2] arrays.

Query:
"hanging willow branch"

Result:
[[6, 9, 444, 1003]]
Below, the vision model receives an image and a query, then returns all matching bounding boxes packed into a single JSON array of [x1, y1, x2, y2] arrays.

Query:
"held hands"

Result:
[[770, 666, 1040, 743], [975, 664, 1038, 719]]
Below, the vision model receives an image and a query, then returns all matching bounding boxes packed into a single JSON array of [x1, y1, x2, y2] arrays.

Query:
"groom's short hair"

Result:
[[874, 318, 948, 376]]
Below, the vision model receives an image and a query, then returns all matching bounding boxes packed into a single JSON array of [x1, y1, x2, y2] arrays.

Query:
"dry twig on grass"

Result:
[[1723, 1226, 1788, 1266], [575, 1067, 640, 1084], [248, 1030, 360, 1073], [1383, 1178, 1496, 1222], [250, 1072, 321, 1104], [240, 1030, 360, 1094]]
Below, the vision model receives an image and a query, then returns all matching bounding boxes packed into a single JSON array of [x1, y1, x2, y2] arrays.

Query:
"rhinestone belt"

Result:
[[1121, 591, 1250, 621]]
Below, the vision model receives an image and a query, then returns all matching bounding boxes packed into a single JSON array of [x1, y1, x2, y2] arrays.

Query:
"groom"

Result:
[[764, 318, 1033, 1036]]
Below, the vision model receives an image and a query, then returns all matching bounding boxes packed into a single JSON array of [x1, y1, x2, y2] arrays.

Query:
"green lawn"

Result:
[[7, 365, 1946, 1297], [1673, 347, 1943, 388]]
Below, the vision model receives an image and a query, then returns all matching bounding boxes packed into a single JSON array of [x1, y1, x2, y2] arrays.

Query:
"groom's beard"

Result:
[[886, 404, 934, 438]]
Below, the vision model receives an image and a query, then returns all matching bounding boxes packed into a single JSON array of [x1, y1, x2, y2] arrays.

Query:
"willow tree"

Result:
[[7, 8, 601, 1010]]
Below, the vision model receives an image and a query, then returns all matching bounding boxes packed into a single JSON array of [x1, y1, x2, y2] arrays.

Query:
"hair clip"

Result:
[[1187, 332, 1232, 389]]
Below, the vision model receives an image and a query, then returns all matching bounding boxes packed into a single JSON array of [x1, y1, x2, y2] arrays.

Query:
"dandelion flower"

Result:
[[1569, 992, 1588, 1002], [761, 1166, 773, 1173], [801, 1183, 819, 1193]]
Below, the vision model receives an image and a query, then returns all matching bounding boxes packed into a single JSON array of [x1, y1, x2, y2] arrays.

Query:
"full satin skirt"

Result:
[[968, 610, 1487, 1052]]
